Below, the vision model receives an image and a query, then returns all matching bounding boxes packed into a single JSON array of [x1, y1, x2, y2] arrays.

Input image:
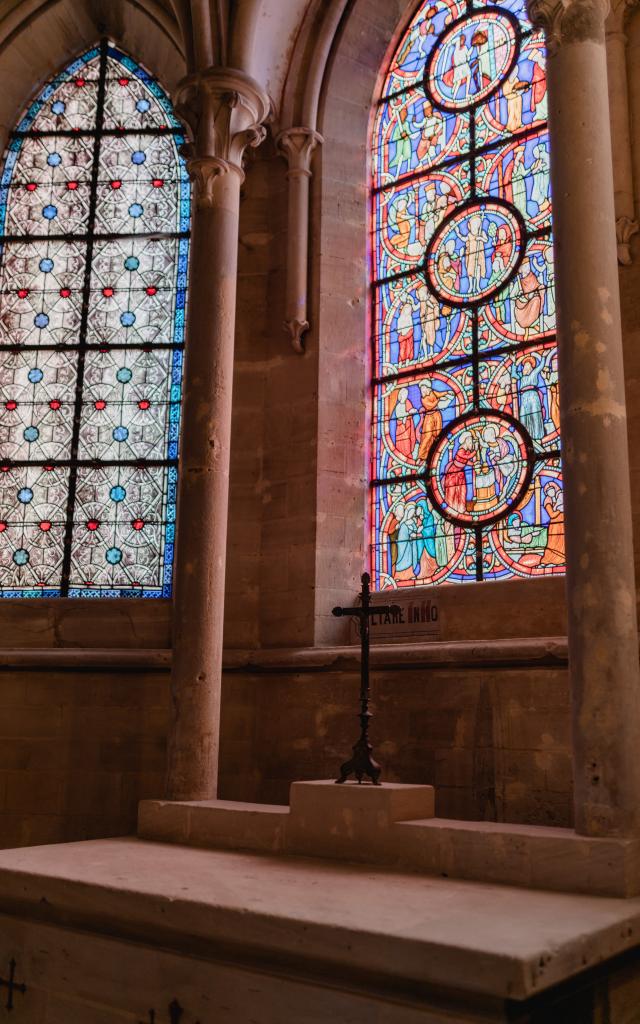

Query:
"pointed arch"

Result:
[[0, 40, 190, 596]]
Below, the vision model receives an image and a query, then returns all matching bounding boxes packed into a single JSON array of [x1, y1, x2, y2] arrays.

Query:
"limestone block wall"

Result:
[[0, 665, 169, 849], [0, 644, 571, 849], [0, 603, 171, 849], [217, 652, 573, 827]]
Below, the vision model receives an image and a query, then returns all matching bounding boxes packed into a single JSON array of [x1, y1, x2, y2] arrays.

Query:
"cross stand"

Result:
[[332, 572, 400, 785], [140, 999, 194, 1024], [0, 958, 26, 1011]]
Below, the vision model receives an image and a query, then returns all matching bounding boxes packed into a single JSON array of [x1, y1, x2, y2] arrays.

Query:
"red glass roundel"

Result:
[[426, 412, 533, 526], [426, 200, 522, 305], [426, 9, 519, 112]]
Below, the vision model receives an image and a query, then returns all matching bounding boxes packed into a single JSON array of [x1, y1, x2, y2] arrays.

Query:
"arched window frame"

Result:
[[306, 0, 567, 645], [0, 37, 190, 599]]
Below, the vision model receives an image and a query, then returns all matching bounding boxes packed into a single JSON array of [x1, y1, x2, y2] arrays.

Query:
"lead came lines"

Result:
[[369, 0, 563, 587], [0, 41, 190, 595]]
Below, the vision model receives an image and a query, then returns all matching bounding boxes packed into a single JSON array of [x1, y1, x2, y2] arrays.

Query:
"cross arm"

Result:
[[332, 604, 402, 617]]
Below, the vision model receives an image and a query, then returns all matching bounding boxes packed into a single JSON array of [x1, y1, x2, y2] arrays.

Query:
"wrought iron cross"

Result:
[[332, 572, 400, 785], [0, 958, 26, 1011]]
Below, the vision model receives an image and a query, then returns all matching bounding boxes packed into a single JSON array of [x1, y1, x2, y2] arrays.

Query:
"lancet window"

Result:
[[370, 0, 564, 587], [0, 41, 190, 596]]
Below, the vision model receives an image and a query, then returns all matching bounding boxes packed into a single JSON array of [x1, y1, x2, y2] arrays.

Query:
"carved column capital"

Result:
[[616, 215, 639, 264], [275, 127, 324, 354], [175, 67, 270, 207], [276, 127, 324, 179], [527, 0, 609, 52], [606, 0, 640, 34]]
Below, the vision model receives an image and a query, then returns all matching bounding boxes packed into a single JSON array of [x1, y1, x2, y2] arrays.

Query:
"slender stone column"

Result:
[[276, 127, 323, 353], [165, 69, 269, 801], [606, 0, 639, 263], [528, 0, 640, 836]]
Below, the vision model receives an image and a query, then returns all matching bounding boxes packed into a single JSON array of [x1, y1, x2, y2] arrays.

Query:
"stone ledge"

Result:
[[0, 636, 568, 672], [139, 782, 640, 898], [138, 798, 289, 852], [0, 648, 171, 670], [222, 636, 569, 672]]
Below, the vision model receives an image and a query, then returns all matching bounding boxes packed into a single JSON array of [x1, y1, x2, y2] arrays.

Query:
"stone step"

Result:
[[138, 797, 290, 853], [138, 781, 640, 898]]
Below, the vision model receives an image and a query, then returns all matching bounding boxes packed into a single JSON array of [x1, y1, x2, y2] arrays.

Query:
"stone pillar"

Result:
[[165, 69, 269, 801], [606, 0, 639, 263], [528, 0, 640, 836], [276, 127, 323, 353]]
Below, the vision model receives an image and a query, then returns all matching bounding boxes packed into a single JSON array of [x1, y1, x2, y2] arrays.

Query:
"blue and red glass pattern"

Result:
[[0, 41, 190, 596], [370, 0, 564, 588]]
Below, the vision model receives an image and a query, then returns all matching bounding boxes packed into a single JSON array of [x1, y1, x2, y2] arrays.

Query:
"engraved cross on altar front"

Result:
[[0, 958, 26, 1012]]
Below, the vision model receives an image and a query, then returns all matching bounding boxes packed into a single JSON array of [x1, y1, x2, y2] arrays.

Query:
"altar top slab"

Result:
[[0, 837, 638, 1004]]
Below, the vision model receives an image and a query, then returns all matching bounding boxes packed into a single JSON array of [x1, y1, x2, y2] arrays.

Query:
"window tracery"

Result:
[[370, 0, 564, 587], [0, 41, 190, 596]]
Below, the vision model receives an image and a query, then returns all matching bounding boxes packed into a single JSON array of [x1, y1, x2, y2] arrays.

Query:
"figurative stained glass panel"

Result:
[[370, 0, 564, 588], [0, 41, 190, 596]]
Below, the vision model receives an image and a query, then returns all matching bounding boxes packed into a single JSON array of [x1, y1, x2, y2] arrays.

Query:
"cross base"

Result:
[[336, 735, 382, 785]]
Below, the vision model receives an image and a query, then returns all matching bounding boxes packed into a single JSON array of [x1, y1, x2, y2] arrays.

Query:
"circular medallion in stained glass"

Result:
[[426, 412, 533, 527], [426, 200, 523, 306], [425, 9, 519, 112]]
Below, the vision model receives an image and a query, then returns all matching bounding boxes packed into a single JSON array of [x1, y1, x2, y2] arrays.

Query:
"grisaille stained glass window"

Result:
[[370, 0, 565, 588], [0, 41, 190, 596]]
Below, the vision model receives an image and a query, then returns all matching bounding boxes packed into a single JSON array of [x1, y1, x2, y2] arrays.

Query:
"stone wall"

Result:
[[0, 663, 169, 849], [0, 641, 571, 849], [218, 644, 572, 827]]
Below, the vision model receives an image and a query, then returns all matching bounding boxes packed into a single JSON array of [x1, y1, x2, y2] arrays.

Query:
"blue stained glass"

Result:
[[0, 41, 190, 597], [370, 0, 563, 589]]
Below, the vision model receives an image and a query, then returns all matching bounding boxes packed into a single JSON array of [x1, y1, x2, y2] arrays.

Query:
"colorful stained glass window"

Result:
[[370, 0, 564, 588], [0, 41, 190, 596]]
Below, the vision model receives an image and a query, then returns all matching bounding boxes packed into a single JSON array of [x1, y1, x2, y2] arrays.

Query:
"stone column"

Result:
[[606, 0, 639, 263], [276, 127, 323, 353], [165, 69, 269, 801], [528, 0, 640, 836]]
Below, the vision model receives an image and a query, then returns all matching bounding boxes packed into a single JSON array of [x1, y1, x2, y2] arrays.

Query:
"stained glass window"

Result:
[[370, 0, 564, 588], [0, 41, 190, 596]]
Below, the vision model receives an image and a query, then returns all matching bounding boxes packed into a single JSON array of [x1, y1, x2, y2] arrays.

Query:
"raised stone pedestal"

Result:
[[138, 781, 640, 897]]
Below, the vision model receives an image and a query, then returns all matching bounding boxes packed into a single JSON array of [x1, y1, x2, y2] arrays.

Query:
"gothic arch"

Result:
[[0, 0, 186, 642], [0, 1, 185, 152], [310, 0, 566, 642]]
